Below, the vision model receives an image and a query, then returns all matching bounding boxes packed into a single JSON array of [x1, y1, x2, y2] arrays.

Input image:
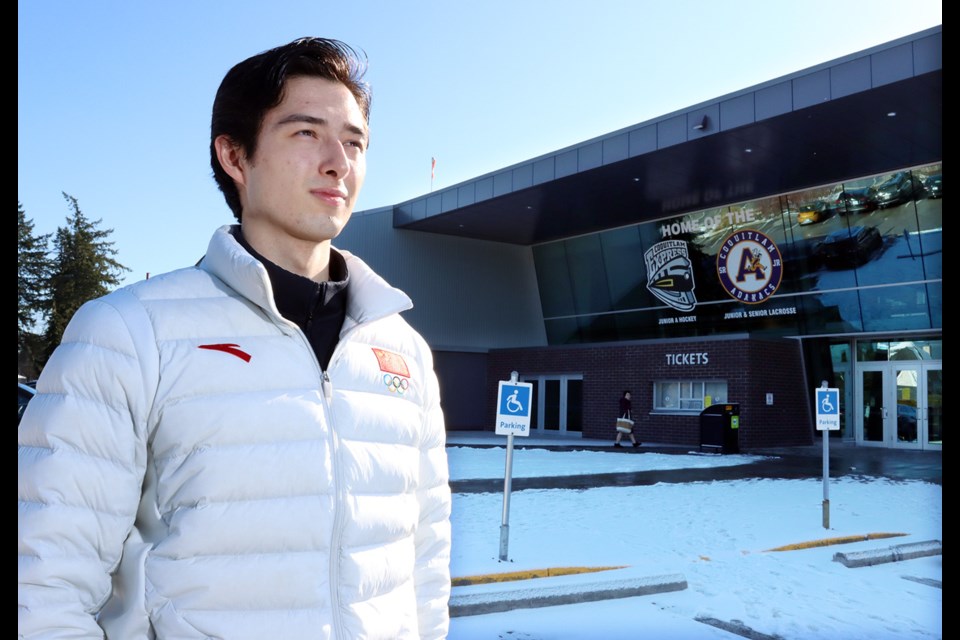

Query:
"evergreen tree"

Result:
[[43, 193, 129, 360], [18, 202, 53, 373]]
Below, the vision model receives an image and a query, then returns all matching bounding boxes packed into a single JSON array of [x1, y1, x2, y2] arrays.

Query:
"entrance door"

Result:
[[926, 367, 942, 447], [857, 363, 941, 449], [893, 365, 921, 446], [522, 375, 583, 435], [859, 368, 886, 444]]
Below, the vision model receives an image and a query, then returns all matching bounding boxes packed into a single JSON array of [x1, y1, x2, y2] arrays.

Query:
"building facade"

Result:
[[338, 27, 942, 451]]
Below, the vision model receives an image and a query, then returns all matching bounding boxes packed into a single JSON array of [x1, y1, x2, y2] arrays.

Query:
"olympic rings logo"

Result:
[[383, 373, 410, 394]]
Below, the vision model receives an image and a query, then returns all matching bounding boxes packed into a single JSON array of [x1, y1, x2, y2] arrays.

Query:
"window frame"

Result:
[[652, 379, 728, 415]]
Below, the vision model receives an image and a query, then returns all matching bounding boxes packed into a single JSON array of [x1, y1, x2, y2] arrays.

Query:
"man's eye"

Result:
[[296, 129, 316, 137], [345, 140, 366, 151]]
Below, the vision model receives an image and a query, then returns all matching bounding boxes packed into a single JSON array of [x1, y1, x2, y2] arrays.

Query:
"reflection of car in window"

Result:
[[922, 173, 942, 199], [897, 403, 918, 441], [867, 172, 921, 208], [830, 187, 876, 215], [797, 201, 831, 225], [817, 225, 883, 268]]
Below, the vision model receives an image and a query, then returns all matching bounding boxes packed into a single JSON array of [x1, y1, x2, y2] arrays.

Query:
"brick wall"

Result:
[[487, 337, 813, 449]]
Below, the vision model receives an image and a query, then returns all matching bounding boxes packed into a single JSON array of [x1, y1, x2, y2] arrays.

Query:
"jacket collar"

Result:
[[200, 225, 412, 333]]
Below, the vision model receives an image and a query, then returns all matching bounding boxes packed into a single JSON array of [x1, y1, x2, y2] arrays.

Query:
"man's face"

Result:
[[229, 76, 368, 248]]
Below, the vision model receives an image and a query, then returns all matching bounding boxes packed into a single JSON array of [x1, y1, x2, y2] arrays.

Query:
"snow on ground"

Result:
[[446, 446, 942, 640]]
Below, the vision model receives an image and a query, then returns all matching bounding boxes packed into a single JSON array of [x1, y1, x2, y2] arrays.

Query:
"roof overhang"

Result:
[[395, 69, 940, 246]]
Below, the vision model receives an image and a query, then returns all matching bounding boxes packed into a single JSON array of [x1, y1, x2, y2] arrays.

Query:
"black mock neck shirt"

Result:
[[234, 229, 348, 371]]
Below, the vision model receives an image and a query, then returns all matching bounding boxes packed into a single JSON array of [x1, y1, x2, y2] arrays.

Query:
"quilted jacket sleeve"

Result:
[[18, 293, 154, 638], [413, 344, 452, 640]]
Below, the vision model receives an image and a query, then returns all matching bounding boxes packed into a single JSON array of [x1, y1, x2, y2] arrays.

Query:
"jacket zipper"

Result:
[[317, 325, 366, 640], [286, 318, 347, 640], [275, 299, 390, 640], [320, 367, 346, 640]]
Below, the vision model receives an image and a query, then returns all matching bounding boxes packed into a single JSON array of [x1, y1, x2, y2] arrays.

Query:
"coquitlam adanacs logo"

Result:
[[716, 229, 783, 304]]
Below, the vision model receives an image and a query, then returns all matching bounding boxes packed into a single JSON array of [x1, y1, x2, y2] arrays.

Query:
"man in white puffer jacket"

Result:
[[18, 38, 452, 639]]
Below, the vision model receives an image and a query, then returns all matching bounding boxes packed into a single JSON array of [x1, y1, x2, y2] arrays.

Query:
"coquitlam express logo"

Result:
[[645, 240, 697, 312]]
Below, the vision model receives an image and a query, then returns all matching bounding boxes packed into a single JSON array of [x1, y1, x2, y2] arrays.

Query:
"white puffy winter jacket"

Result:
[[18, 225, 452, 639]]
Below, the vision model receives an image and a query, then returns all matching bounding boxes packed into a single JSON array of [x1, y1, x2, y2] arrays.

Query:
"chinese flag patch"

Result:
[[371, 348, 410, 377]]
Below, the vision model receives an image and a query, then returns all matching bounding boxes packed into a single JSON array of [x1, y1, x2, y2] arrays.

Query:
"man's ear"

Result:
[[214, 135, 247, 188]]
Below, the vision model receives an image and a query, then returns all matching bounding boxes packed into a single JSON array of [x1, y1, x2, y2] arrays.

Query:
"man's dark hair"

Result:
[[210, 37, 371, 220]]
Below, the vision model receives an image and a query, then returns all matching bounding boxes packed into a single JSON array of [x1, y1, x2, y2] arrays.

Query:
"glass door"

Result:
[[925, 366, 942, 448], [858, 363, 940, 449], [858, 367, 887, 444], [893, 363, 943, 450], [893, 365, 920, 446], [522, 375, 584, 435]]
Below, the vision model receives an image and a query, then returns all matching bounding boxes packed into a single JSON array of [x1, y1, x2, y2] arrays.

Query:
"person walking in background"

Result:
[[614, 390, 641, 447]]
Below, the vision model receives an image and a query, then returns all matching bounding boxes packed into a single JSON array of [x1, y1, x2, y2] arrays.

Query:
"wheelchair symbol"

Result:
[[820, 394, 835, 414], [505, 389, 524, 414]]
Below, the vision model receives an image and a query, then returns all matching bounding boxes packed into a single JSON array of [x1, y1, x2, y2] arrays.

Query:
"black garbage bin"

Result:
[[699, 403, 740, 453]]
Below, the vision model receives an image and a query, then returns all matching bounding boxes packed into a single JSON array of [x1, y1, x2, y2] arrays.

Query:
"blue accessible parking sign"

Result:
[[495, 381, 532, 436], [815, 388, 840, 431]]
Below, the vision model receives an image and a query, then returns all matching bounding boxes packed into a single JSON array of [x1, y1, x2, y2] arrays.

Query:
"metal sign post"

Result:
[[499, 432, 515, 562], [496, 371, 532, 561], [815, 382, 841, 529]]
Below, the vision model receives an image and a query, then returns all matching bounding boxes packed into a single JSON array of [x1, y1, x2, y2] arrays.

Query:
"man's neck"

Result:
[[240, 223, 333, 282]]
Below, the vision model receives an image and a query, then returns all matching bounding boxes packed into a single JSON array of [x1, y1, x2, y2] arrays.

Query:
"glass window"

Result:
[[534, 242, 575, 317], [917, 340, 943, 360], [857, 341, 890, 362], [544, 317, 581, 345], [830, 343, 851, 365], [860, 283, 932, 332], [927, 282, 941, 329], [655, 381, 679, 410], [654, 380, 728, 413], [927, 369, 942, 445], [799, 290, 864, 334], [566, 235, 611, 314], [544, 380, 561, 430], [857, 339, 942, 362], [531, 163, 942, 345], [915, 163, 942, 280], [600, 226, 647, 311], [704, 381, 726, 405], [567, 379, 583, 432], [679, 381, 703, 410], [577, 314, 619, 343]]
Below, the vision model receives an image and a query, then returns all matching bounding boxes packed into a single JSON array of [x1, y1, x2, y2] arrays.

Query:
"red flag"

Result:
[[431, 157, 436, 180]]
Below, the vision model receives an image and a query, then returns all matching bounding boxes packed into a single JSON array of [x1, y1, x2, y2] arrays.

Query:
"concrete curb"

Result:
[[695, 616, 784, 640], [833, 539, 942, 568], [902, 575, 942, 589], [452, 565, 625, 586], [766, 532, 906, 552], [449, 573, 687, 617]]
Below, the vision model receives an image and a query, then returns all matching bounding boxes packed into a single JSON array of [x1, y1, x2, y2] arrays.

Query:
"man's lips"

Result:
[[311, 188, 348, 204]]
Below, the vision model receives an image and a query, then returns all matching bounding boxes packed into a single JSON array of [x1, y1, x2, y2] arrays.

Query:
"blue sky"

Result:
[[19, 1, 942, 286]]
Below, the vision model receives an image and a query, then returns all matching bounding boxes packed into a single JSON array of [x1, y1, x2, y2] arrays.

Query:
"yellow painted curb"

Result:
[[765, 532, 907, 552], [452, 565, 627, 587]]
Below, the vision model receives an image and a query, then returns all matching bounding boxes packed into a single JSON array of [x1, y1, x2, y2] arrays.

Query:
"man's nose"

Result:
[[320, 141, 350, 179]]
